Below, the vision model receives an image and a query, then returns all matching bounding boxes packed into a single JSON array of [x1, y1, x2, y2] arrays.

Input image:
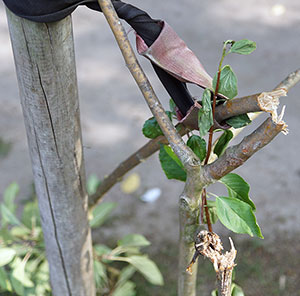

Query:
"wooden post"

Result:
[[6, 8, 95, 296]]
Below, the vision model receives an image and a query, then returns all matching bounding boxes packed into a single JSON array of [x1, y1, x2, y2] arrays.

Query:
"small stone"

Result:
[[140, 187, 161, 203]]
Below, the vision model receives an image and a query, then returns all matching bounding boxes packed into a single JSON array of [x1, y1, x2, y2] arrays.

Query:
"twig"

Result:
[[201, 188, 212, 231], [275, 68, 300, 90], [204, 117, 286, 181], [205, 63, 222, 164], [97, 0, 195, 167], [215, 68, 300, 123], [89, 135, 167, 207], [201, 49, 224, 232], [89, 125, 188, 207]]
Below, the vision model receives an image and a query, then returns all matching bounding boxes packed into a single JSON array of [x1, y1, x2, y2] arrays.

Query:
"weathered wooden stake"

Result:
[[6, 8, 95, 296]]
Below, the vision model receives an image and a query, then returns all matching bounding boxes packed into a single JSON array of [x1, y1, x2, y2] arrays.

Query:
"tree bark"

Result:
[[6, 8, 95, 296]]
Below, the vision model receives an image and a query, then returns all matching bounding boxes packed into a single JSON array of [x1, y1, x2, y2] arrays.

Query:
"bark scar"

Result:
[[36, 64, 61, 158]]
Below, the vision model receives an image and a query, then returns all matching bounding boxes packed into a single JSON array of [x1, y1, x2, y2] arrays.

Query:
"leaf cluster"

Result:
[[141, 39, 263, 239], [93, 232, 163, 296], [0, 183, 50, 296], [85, 177, 164, 295], [0, 180, 163, 296]]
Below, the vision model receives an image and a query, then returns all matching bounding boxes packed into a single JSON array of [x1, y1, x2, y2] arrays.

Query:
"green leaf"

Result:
[[22, 201, 40, 229], [0, 267, 11, 291], [213, 65, 237, 99], [216, 196, 263, 238], [187, 135, 207, 161], [0, 248, 16, 267], [94, 260, 108, 290], [198, 89, 213, 137], [89, 202, 117, 228], [232, 269, 236, 281], [214, 130, 233, 157], [123, 247, 142, 257], [118, 234, 151, 248], [10, 275, 24, 296], [116, 265, 136, 288], [169, 99, 177, 115], [87, 175, 101, 195], [12, 257, 34, 288], [226, 114, 251, 128], [35, 283, 50, 296], [1, 204, 21, 226], [0, 228, 15, 243], [3, 182, 19, 213], [203, 201, 219, 225], [232, 284, 245, 296], [93, 244, 112, 257], [211, 289, 218, 296], [219, 173, 256, 210], [126, 256, 163, 286], [94, 244, 112, 255], [229, 39, 256, 55], [142, 117, 162, 139], [11, 226, 31, 238], [35, 261, 49, 283], [159, 145, 186, 181], [25, 257, 43, 274], [112, 281, 136, 296], [142, 112, 172, 139]]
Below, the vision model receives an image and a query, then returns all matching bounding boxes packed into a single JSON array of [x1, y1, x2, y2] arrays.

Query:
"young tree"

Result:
[[93, 1, 300, 295]]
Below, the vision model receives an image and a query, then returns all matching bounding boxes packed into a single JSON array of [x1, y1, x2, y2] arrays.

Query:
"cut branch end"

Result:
[[257, 88, 288, 134], [188, 231, 236, 296]]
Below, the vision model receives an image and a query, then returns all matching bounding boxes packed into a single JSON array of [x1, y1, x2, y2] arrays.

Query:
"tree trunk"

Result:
[[6, 8, 95, 296], [178, 195, 200, 296]]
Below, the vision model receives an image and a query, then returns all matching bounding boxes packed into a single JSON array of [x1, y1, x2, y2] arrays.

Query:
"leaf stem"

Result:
[[97, 0, 194, 167], [202, 45, 226, 231], [201, 188, 213, 232]]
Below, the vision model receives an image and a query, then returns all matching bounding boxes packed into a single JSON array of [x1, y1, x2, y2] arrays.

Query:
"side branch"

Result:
[[204, 117, 285, 181], [215, 94, 261, 122], [215, 68, 300, 123], [89, 125, 188, 207], [89, 69, 299, 205], [275, 68, 300, 90], [97, 0, 195, 166], [89, 135, 168, 207]]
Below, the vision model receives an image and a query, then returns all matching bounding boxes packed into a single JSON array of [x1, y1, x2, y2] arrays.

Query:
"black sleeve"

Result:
[[3, 0, 195, 115]]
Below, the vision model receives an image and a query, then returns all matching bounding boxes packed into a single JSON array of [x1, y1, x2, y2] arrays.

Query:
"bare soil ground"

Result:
[[1, 0, 300, 295]]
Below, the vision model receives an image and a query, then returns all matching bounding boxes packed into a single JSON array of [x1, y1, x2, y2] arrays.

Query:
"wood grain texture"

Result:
[[6, 8, 95, 296]]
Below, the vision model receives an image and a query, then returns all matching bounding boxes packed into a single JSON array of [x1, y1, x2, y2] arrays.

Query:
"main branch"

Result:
[[97, 0, 196, 167], [97, 3, 203, 295]]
